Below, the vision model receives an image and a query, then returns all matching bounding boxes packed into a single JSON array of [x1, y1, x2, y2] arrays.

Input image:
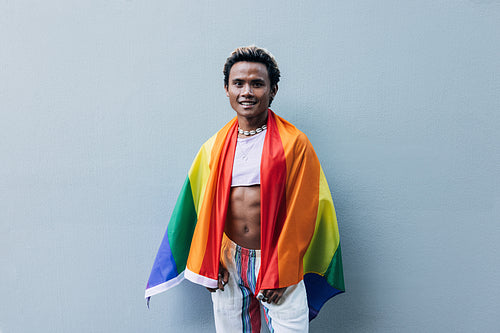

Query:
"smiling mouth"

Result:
[[239, 101, 256, 106]]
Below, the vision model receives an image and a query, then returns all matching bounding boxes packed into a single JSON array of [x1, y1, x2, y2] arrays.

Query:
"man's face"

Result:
[[225, 61, 277, 124]]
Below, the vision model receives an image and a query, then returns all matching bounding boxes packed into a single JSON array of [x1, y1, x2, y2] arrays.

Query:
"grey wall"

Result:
[[1, 1, 499, 332]]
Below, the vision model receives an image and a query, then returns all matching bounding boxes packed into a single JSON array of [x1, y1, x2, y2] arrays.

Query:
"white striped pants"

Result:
[[211, 234, 309, 333]]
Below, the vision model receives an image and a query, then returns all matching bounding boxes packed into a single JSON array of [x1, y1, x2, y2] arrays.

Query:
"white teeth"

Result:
[[240, 102, 255, 105]]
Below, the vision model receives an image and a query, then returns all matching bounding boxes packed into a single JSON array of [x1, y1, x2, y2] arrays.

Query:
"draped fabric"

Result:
[[146, 110, 344, 319]]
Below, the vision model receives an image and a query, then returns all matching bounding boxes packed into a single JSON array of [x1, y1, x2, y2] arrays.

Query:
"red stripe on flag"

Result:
[[199, 122, 238, 279], [258, 111, 287, 292]]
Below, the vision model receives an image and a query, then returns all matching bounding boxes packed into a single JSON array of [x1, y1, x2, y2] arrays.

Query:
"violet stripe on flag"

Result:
[[145, 134, 215, 299], [145, 176, 198, 298]]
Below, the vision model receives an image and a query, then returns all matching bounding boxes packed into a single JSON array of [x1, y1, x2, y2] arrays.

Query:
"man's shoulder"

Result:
[[200, 117, 238, 150], [273, 113, 312, 148], [201, 133, 218, 149]]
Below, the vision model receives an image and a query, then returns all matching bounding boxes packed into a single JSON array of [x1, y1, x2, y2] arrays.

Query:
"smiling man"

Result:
[[146, 46, 344, 332]]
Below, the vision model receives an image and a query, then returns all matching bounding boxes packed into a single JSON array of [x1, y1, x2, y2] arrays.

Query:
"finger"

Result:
[[267, 291, 278, 304], [258, 290, 268, 302], [269, 288, 286, 304], [222, 269, 229, 285], [263, 290, 273, 303], [206, 287, 217, 293], [273, 292, 283, 304], [218, 275, 225, 291], [218, 266, 229, 290]]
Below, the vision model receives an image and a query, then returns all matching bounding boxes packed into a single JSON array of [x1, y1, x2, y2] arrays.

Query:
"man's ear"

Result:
[[271, 84, 278, 98], [224, 85, 229, 97]]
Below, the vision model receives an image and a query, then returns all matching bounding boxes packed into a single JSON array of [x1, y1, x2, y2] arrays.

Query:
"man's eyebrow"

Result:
[[231, 78, 266, 82]]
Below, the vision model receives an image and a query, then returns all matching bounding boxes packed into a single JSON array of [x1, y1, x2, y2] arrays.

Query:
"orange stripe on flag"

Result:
[[275, 115, 320, 286]]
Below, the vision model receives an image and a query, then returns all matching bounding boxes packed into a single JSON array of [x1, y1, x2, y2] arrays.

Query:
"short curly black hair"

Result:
[[223, 45, 280, 90]]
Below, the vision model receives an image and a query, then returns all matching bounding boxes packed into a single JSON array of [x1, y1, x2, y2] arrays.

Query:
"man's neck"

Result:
[[237, 111, 268, 132]]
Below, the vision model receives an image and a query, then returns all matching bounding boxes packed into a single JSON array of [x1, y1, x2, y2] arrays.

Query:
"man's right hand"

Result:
[[206, 265, 229, 292]]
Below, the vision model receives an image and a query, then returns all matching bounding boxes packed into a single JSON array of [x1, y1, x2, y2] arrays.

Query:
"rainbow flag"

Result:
[[146, 110, 344, 319]]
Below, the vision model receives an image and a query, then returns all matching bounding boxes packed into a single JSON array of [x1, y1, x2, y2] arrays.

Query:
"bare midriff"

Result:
[[225, 185, 261, 250]]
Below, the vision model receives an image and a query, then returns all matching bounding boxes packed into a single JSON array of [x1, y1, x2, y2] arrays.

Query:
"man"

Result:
[[146, 46, 344, 332]]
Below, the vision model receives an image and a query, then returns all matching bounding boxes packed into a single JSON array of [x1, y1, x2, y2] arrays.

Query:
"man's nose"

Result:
[[242, 84, 253, 96]]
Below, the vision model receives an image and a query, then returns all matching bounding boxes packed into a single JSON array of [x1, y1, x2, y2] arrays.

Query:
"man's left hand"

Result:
[[260, 287, 287, 304]]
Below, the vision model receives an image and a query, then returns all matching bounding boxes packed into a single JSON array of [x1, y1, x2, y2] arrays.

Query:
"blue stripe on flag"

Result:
[[147, 229, 178, 288], [304, 273, 344, 320]]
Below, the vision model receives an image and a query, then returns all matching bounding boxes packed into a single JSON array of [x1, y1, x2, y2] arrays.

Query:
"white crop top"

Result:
[[231, 129, 266, 187]]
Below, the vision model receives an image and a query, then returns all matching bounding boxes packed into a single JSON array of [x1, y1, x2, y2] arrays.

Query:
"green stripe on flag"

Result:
[[324, 245, 345, 291], [167, 176, 198, 274]]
